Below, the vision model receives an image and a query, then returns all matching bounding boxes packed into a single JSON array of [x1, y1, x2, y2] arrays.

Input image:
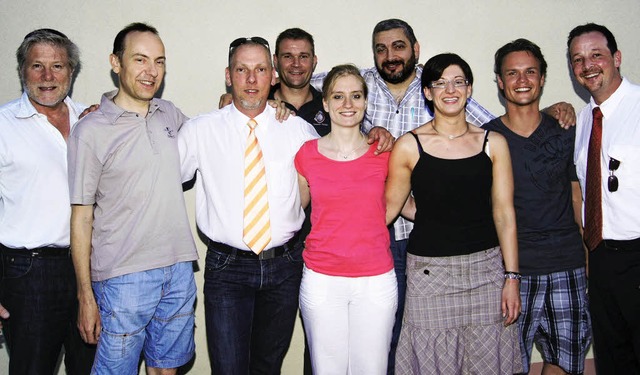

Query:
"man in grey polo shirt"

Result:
[[68, 22, 198, 374]]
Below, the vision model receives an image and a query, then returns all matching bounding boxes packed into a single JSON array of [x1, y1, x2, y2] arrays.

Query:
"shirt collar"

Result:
[[590, 77, 630, 119], [230, 102, 272, 130], [99, 89, 163, 125], [15, 91, 76, 119]]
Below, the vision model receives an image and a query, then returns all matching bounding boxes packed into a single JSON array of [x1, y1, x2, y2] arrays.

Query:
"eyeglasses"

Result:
[[229, 37, 270, 52], [428, 78, 469, 89], [608, 157, 620, 192]]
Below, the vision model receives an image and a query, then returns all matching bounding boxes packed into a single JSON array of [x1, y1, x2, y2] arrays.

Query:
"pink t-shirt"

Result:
[[294, 139, 393, 277]]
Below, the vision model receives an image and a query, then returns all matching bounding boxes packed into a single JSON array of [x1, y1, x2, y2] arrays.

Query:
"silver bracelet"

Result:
[[504, 271, 522, 281]]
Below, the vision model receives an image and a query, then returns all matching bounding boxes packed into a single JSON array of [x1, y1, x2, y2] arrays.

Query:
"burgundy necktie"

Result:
[[584, 107, 604, 251]]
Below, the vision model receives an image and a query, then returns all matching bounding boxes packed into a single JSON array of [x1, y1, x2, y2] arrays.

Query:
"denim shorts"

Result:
[[91, 261, 196, 373]]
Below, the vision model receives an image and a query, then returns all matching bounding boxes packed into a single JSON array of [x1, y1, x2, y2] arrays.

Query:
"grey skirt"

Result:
[[395, 247, 523, 375]]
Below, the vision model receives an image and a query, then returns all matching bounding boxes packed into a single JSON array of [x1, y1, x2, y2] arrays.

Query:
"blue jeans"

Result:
[[204, 243, 303, 375], [0, 246, 96, 374], [91, 262, 196, 374], [387, 227, 408, 375]]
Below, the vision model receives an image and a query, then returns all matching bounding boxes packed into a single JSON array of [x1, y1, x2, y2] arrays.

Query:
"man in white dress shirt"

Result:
[[568, 22, 640, 374], [178, 36, 318, 374]]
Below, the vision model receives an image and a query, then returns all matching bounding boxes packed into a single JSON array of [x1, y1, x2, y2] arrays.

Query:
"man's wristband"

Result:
[[504, 271, 522, 281]]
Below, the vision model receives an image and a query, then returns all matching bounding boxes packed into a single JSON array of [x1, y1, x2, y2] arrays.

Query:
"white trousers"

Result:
[[299, 266, 398, 375]]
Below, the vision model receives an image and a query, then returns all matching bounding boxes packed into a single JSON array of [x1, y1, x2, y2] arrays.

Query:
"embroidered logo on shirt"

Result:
[[314, 111, 326, 124], [164, 127, 176, 138]]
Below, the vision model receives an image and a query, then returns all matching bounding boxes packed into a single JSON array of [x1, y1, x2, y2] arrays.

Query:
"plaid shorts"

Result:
[[518, 267, 591, 374]]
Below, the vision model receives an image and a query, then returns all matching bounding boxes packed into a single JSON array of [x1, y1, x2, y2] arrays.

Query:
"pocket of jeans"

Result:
[[1, 254, 33, 279], [92, 280, 115, 321], [284, 245, 303, 264], [204, 250, 232, 272]]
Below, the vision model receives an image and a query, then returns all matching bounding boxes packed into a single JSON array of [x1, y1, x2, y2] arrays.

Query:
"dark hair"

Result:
[[275, 28, 315, 56], [421, 53, 473, 112], [322, 64, 368, 100], [372, 19, 417, 50], [16, 28, 80, 85], [567, 23, 618, 54], [112, 22, 159, 60], [494, 38, 547, 76]]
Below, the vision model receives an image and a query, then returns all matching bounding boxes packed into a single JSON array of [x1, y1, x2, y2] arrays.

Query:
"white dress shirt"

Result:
[[0, 93, 85, 248], [179, 104, 319, 251], [575, 78, 640, 240]]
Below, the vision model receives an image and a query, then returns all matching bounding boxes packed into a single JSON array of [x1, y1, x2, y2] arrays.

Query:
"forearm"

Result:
[[494, 208, 519, 272], [297, 173, 310, 209], [400, 194, 415, 221], [386, 185, 410, 225], [571, 181, 584, 232], [71, 205, 95, 303]]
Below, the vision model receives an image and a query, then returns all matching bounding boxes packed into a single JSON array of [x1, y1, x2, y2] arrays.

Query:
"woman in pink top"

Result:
[[294, 64, 397, 374]]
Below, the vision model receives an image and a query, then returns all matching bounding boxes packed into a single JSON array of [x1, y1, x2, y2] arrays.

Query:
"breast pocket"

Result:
[[608, 144, 640, 188], [267, 159, 297, 198]]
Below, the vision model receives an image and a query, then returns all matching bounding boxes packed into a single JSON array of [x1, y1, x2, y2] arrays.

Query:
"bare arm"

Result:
[[71, 204, 101, 344], [0, 303, 9, 329], [488, 132, 521, 326], [400, 194, 416, 221], [571, 180, 588, 274], [298, 173, 310, 209], [385, 134, 417, 225], [571, 180, 584, 234]]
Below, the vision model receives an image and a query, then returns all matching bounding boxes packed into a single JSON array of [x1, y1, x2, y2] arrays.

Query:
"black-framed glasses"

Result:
[[608, 157, 620, 192], [229, 37, 270, 52]]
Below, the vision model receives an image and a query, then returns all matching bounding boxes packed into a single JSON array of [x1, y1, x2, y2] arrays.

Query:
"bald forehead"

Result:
[[230, 43, 272, 68], [123, 31, 164, 55]]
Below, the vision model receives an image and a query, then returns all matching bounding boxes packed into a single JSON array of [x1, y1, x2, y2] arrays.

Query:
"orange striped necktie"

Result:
[[243, 118, 271, 254]]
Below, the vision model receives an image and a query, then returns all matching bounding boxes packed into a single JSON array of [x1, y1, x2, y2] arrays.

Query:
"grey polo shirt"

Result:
[[68, 90, 197, 281]]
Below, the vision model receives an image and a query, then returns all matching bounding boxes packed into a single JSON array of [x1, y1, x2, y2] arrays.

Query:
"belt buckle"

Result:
[[258, 248, 276, 260]]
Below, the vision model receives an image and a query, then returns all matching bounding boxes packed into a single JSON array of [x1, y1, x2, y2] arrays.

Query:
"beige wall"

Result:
[[1, 0, 639, 373]]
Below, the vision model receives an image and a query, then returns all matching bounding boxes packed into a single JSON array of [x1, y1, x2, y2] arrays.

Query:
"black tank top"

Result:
[[407, 131, 499, 257]]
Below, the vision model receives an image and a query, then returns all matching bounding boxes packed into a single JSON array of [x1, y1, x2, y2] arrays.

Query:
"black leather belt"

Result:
[[603, 237, 640, 251], [0, 243, 71, 257], [207, 235, 298, 260]]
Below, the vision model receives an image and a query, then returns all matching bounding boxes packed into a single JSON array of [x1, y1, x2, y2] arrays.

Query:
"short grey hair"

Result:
[[16, 28, 80, 85]]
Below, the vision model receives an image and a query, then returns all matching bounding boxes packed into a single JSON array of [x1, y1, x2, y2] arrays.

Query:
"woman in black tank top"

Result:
[[385, 53, 523, 374]]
